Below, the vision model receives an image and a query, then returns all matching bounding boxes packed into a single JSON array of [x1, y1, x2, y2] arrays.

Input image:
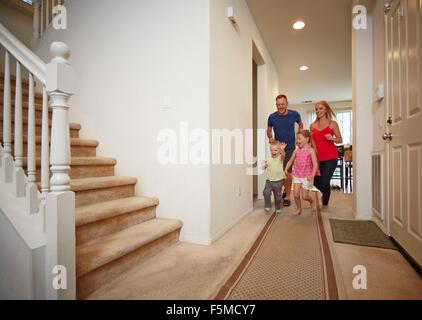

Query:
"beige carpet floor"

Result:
[[86, 192, 422, 300]]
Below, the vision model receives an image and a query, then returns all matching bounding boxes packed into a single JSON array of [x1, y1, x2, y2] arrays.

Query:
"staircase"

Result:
[[0, 72, 183, 299]]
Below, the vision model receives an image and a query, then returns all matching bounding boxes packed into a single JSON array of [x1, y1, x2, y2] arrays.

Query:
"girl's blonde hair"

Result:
[[314, 100, 336, 121]]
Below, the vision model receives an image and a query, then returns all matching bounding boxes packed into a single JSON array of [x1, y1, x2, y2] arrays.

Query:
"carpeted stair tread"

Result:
[[0, 112, 81, 129], [76, 218, 183, 276], [0, 83, 43, 99], [76, 196, 159, 227], [0, 100, 51, 113], [0, 74, 30, 86], [2, 135, 98, 146], [71, 176, 137, 192], [23, 157, 116, 166]]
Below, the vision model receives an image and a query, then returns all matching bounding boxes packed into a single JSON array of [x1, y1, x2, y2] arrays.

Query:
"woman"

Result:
[[310, 101, 343, 207]]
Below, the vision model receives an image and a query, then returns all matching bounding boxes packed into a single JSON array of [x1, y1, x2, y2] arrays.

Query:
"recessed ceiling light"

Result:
[[293, 21, 306, 30], [299, 66, 309, 71]]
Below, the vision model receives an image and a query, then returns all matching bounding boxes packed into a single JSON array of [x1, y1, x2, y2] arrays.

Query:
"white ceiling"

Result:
[[246, 0, 353, 104]]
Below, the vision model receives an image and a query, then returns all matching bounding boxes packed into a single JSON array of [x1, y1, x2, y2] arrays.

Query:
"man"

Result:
[[267, 94, 303, 207]]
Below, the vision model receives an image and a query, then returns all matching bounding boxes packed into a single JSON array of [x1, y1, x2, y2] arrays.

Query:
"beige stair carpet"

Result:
[[1, 74, 183, 299]]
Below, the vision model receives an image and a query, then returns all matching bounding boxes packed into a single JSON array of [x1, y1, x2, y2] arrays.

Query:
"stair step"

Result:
[[76, 218, 182, 298], [2, 101, 52, 116], [1, 112, 80, 130], [0, 83, 43, 102], [0, 74, 30, 86], [71, 176, 137, 207], [1, 115, 81, 138], [76, 196, 159, 245], [2, 136, 98, 157], [26, 157, 116, 181]]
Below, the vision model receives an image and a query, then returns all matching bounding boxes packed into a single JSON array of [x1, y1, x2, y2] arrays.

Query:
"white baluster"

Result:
[[46, 0, 50, 29], [33, 0, 42, 39], [41, 86, 49, 198], [45, 42, 76, 300], [1, 50, 13, 183], [40, 0, 44, 36], [13, 61, 25, 197], [27, 73, 39, 214]]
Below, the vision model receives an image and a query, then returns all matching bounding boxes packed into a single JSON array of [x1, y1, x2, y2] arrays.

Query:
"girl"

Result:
[[284, 130, 319, 215], [262, 142, 287, 215], [310, 101, 343, 207]]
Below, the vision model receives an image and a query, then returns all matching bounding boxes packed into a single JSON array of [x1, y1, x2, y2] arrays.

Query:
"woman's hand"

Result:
[[325, 134, 334, 141], [269, 138, 276, 145], [285, 169, 290, 177]]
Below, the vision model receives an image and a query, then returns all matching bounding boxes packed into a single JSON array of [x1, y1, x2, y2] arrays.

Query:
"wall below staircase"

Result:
[[0, 208, 46, 300]]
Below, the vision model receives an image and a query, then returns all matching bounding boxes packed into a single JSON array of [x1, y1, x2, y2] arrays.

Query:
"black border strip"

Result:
[[389, 236, 422, 279]]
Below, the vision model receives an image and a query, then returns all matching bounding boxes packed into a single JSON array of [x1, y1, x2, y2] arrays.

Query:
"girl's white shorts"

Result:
[[292, 176, 320, 192]]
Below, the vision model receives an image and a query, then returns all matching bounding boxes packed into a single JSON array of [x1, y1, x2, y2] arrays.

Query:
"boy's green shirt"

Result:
[[266, 156, 286, 182]]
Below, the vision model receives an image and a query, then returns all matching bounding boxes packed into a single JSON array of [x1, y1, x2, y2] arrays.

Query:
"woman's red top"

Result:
[[312, 126, 338, 162]]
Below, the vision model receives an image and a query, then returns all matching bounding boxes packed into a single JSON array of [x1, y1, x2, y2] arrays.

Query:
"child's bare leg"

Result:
[[293, 184, 302, 215], [302, 189, 316, 212]]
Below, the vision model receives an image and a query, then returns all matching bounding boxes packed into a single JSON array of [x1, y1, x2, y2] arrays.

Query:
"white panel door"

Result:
[[386, 0, 422, 266]]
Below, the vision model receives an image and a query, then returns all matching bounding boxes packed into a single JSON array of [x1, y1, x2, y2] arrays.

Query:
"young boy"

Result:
[[262, 142, 287, 215]]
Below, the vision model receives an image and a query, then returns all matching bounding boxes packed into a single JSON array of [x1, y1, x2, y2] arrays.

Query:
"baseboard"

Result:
[[210, 207, 254, 244], [179, 234, 212, 246], [389, 236, 422, 279]]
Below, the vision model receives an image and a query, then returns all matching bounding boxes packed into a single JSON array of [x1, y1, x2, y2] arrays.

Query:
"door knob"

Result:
[[382, 133, 393, 141]]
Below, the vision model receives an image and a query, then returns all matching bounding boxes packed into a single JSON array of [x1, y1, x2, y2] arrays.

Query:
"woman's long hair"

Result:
[[313, 100, 336, 122]]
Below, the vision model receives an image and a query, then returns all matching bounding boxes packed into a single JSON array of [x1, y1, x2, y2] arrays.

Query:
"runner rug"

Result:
[[215, 198, 338, 300]]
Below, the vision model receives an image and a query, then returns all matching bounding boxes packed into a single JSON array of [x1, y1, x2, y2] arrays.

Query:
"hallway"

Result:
[[85, 192, 422, 300]]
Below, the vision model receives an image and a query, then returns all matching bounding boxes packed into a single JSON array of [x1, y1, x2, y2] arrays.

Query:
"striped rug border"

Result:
[[315, 194, 339, 300], [214, 212, 277, 300]]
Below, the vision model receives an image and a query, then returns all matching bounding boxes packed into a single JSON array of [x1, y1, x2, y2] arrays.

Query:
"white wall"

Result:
[[0, 0, 33, 74], [291, 100, 353, 130], [210, 0, 279, 241], [33, 0, 278, 245], [352, 6, 374, 219], [34, 0, 212, 244], [0, 0, 33, 47], [0, 209, 46, 300]]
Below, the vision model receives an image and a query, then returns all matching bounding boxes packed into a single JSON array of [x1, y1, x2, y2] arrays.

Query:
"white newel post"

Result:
[[33, 0, 42, 39], [1, 50, 13, 182], [45, 42, 76, 300]]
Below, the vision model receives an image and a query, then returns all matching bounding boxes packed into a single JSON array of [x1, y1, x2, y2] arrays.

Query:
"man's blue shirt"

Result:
[[268, 110, 302, 151]]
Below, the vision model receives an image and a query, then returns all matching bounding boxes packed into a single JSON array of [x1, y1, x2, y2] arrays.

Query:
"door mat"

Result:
[[329, 219, 397, 250]]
